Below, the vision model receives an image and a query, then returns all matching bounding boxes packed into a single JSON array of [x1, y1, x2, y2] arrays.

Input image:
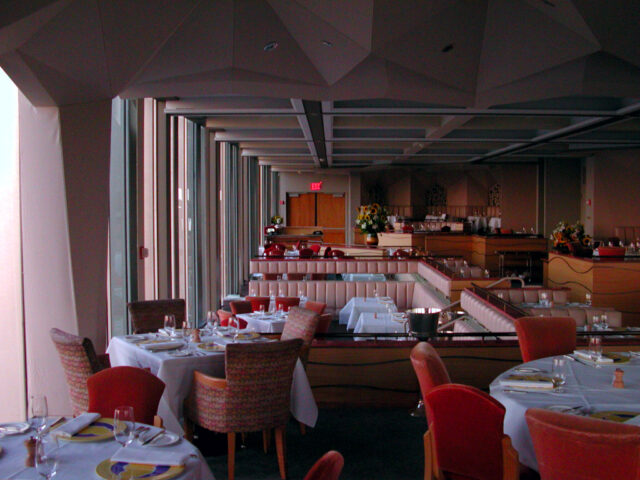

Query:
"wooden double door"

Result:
[[286, 192, 346, 244]]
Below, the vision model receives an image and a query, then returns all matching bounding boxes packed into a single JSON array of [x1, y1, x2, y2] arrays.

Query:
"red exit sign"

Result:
[[310, 181, 323, 191]]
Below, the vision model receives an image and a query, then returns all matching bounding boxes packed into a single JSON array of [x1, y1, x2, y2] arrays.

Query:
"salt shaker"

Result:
[[24, 436, 36, 467], [613, 368, 625, 389]]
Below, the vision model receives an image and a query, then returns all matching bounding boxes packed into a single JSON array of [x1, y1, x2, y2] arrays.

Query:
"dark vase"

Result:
[[365, 233, 379, 247]]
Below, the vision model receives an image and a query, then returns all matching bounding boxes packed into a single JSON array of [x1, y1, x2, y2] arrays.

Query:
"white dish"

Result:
[[167, 349, 192, 357], [0, 422, 30, 435], [125, 334, 146, 342], [144, 431, 181, 447]]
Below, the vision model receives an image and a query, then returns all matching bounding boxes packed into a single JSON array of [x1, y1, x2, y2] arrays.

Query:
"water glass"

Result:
[[113, 406, 135, 447], [552, 357, 567, 390], [540, 291, 549, 307], [589, 336, 602, 359], [164, 314, 176, 336], [30, 394, 48, 438], [585, 292, 592, 306], [591, 315, 601, 330], [601, 313, 609, 330], [35, 435, 58, 479], [206, 311, 218, 331], [259, 304, 265, 318]]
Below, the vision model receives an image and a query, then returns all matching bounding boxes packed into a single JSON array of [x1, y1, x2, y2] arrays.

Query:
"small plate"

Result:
[[590, 411, 640, 423], [61, 417, 125, 443], [235, 332, 261, 341], [197, 343, 225, 352], [96, 459, 184, 480], [167, 350, 192, 357], [144, 431, 181, 447], [0, 422, 30, 435], [125, 335, 146, 343]]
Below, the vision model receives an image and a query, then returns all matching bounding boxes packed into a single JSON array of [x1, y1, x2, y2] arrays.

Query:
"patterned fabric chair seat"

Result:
[[49, 328, 109, 416]]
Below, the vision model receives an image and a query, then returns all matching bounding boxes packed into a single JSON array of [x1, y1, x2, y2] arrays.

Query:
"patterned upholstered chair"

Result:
[[185, 339, 303, 480], [281, 307, 320, 365], [49, 328, 110, 416], [127, 299, 186, 334]]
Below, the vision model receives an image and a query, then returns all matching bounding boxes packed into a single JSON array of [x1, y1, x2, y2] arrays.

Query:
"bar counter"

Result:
[[546, 252, 640, 325]]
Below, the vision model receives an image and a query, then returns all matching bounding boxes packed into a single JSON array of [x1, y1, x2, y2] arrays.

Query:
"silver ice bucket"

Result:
[[407, 307, 441, 339]]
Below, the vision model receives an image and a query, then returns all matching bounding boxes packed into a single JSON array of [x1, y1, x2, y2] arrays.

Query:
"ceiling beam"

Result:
[[291, 99, 320, 168]]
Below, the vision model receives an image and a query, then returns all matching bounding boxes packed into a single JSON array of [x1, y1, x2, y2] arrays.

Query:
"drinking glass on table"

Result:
[[30, 394, 48, 438], [591, 315, 601, 331], [164, 314, 176, 336], [35, 435, 58, 479], [113, 406, 135, 447], [259, 304, 266, 318], [585, 292, 592, 306], [589, 336, 603, 360], [552, 357, 567, 391], [601, 313, 609, 330], [206, 310, 218, 332]]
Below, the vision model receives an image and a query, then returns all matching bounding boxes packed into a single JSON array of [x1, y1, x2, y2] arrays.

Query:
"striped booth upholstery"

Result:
[[250, 259, 419, 275], [50, 328, 109, 416]]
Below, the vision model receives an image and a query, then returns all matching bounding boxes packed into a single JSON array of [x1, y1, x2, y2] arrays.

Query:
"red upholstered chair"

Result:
[[87, 366, 165, 426], [514, 316, 576, 362], [217, 309, 233, 327], [266, 248, 285, 258], [299, 248, 314, 258], [526, 408, 640, 480], [303, 450, 345, 480], [185, 339, 303, 480], [424, 384, 519, 480], [328, 249, 345, 258], [410, 342, 451, 405], [245, 296, 270, 313], [304, 301, 327, 315], [393, 249, 411, 258], [315, 313, 332, 335], [230, 301, 252, 329], [323, 246, 332, 258], [275, 297, 300, 312], [127, 299, 186, 334], [309, 244, 321, 254], [50, 328, 110, 416]]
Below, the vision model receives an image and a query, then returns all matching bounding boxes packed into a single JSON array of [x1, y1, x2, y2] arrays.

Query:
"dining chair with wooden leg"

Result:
[[185, 339, 303, 480], [514, 316, 576, 362]]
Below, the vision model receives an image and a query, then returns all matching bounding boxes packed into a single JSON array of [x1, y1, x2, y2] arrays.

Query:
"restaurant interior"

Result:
[[1, 1, 640, 479]]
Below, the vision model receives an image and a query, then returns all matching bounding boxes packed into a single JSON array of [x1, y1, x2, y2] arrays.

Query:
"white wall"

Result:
[[0, 69, 26, 421]]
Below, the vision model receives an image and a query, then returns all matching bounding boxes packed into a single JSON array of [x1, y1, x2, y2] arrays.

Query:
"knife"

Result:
[[565, 354, 599, 368], [141, 428, 165, 445]]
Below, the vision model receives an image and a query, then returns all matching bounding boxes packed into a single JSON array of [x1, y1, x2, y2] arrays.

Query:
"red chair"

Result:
[[526, 408, 640, 480], [299, 248, 314, 258], [266, 248, 285, 258], [87, 366, 165, 426], [309, 244, 321, 254], [323, 246, 332, 258], [303, 450, 344, 480], [514, 316, 576, 362], [275, 297, 300, 312], [315, 313, 332, 334], [424, 384, 519, 480], [304, 301, 327, 315], [287, 273, 305, 280], [393, 249, 411, 258], [217, 309, 233, 327], [328, 249, 345, 258], [230, 301, 252, 329], [410, 342, 451, 404], [245, 296, 270, 313]]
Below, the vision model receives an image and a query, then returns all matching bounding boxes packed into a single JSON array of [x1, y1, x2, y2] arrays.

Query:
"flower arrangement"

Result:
[[355, 203, 388, 234], [270, 215, 283, 225], [551, 221, 591, 250]]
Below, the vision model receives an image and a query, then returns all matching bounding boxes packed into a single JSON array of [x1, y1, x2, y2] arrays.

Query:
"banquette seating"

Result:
[[250, 258, 419, 275]]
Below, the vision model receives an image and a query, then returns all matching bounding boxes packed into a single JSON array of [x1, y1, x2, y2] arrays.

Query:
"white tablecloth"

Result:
[[490, 354, 640, 471], [353, 312, 406, 340], [107, 335, 318, 435], [0, 423, 213, 480], [339, 297, 398, 330], [236, 312, 287, 333]]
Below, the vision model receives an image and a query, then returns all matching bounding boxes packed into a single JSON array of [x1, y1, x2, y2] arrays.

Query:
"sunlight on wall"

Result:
[[0, 67, 26, 421]]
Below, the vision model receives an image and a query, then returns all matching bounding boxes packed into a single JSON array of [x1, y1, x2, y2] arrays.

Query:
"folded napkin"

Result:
[[157, 329, 183, 337], [139, 340, 183, 351], [111, 445, 190, 466], [573, 350, 614, 364], [499, 374, 554, 390], [53, 412, 100, 438], [625, 415, 640, 426]]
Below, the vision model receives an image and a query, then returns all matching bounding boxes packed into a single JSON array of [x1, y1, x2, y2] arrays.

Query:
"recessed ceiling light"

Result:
[[441, 44, 454, 53], [263, 41, 279, 52], [321, 40, 333, 47]]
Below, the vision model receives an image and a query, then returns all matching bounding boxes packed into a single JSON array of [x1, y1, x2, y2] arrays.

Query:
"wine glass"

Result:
[[30, 394, 48, 438], [206, 311, 218, 332], [552, 357, 567, 391], [35, 435, 58, 479], [601, 313, 609, 330], [585, 292, 592, 306], [592, 315, 601, 331], [164, 314, 176, 336], [259, 304, 265, 318], [113, 406, 135, 447], [589, 336, 602, 360]]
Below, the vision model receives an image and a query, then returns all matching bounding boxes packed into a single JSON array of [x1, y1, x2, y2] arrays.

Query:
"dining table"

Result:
[[352, 312, 407, 340], [235, 311, 287, 333], [0, 418, 214, 479], [490, 351, 640, 471], [339, 297, 398, 330], [107, 332, 318, 435]]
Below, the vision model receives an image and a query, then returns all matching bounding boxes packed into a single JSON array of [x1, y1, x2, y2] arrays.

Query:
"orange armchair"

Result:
[[514, 316, 576, 362], [230, 300, 252, 328], [275, 297, 300, 312], [304, 450, 345, 480], [304, 301, 327, 315], [245, 296, 270, 313], [410, 342, 451, 405]]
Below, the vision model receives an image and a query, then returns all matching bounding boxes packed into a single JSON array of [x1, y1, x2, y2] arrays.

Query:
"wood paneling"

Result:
[[286, 193, 315, 226], [322, 229, 345, 244], [316, 193, 345, 228]]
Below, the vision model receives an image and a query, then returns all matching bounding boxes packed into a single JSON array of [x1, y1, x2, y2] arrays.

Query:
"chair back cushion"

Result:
[[315, 313, 332, 334], [87, 366, 165, 425], [49, 328, 105, 415], [230, 300, 252, 315], [425, 384, 507, 480], [309, 244, 321, 254], [217, 309, 233, 327], [410, 342, 451, 403], [281, 307, 320, 347], [275, 297, 300, 312], [303, 450, 345, 480], [304, 301, 327, 315], [128, 299, 186, 334], [245, 297, 270, 312], [299, 248, 314, 258], [526, 408, 640, 480], [514, 316, 576, 362]]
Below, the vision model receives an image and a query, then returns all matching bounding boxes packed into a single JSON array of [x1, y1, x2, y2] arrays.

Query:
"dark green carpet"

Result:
[[196, 408, 425, 479]]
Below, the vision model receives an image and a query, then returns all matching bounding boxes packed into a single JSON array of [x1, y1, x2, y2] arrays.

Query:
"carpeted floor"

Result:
[[196, 407, 426, 480]]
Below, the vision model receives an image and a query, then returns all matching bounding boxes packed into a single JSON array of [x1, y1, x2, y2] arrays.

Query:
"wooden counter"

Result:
[[471, 234, 548, 272], [547, 252, 640, 325], [377, 232, 428, 248]]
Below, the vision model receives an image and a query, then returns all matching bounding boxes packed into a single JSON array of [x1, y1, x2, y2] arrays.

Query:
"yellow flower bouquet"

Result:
[[355, 203, 388, 234]]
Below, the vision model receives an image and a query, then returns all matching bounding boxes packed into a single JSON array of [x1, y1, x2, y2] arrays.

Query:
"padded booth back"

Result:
[[489, 287, 569, 305], [461, 289, 518, 332], [250, 259, 419, 275]]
